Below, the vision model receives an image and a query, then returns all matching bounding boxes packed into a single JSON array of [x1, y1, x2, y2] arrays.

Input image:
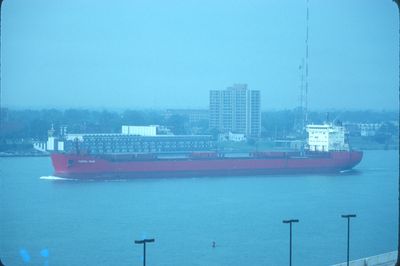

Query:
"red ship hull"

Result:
[[51, 151, 363, 179]]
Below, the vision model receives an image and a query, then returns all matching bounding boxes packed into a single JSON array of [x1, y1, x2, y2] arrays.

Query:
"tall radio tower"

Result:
[[304, 0, 309, 126], [295, 0, 310, 135], [296, 58, 305, 134], [0, 0, 3, 130]]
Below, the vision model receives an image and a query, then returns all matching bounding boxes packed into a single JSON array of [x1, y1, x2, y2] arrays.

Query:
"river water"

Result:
[[0, 150, 398, 265]]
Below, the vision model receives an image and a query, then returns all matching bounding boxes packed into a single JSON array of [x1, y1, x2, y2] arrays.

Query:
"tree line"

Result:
[[0, 108, 398, 144]]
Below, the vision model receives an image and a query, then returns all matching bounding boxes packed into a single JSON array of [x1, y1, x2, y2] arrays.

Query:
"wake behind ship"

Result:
[[46, 124, 363, 179]]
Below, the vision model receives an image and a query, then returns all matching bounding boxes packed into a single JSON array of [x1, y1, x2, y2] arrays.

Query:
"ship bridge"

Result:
[[306, 124, 349, 152]]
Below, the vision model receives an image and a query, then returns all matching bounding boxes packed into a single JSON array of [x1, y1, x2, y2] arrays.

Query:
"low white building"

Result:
[[33, 141, 47, 152], [218, 132, 246, 142], [121, 125, 158, 136], [359, 123, 381, 137], [229, 132, 246, 142], [34, 136, 65, 152], [306, 124, 348, 152]]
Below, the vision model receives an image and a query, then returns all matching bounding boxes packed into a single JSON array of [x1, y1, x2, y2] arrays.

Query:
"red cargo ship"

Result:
[[51, 150, 363, 179]]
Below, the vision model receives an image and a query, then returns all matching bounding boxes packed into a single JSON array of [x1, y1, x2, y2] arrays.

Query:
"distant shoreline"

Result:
[[0, 153, 50, 158]]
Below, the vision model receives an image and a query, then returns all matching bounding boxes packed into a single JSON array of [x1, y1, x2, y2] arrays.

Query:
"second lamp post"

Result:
[[341, 214, 356, 266], [283, 219, 299, 266], [134, 238, 155, 266]]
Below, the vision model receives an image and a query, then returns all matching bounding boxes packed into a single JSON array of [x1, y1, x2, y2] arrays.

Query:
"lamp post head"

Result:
[[283, 219, 300, 224], [135, 239, 155, 244], [341, 214, 356, 219]]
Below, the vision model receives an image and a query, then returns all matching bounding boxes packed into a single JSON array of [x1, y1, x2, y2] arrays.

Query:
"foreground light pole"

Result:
[[0, 0, 3, 130], [134, 238, 155, 266], [393, 1, 400, 266], [341, 214, 356, 266], [283, 219, 299, 266]]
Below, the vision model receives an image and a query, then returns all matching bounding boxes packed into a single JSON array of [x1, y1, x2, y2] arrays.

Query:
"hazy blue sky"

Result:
[[2, 0, 398, 110]]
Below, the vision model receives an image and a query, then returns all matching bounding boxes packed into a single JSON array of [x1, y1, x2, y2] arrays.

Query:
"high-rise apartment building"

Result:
[[209, 84, 261, 138]]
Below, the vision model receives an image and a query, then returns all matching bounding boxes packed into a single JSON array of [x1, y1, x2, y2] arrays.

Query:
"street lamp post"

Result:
[[393, 1, 400, 266], [0, 0, 3, 130], [341, 214, 356, 266], [134, 238, 155, 266], [283, 219, 299, 266]]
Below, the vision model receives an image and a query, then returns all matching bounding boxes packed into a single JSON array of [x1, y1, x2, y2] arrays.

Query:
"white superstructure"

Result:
[[306, 124, 348, 152]]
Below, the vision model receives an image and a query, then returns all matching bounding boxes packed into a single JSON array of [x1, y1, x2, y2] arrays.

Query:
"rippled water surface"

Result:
[[0, 150, 398, 265]]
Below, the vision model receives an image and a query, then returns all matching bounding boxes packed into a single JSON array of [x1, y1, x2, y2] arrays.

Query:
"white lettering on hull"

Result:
[[77, 160, 96, 163]]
